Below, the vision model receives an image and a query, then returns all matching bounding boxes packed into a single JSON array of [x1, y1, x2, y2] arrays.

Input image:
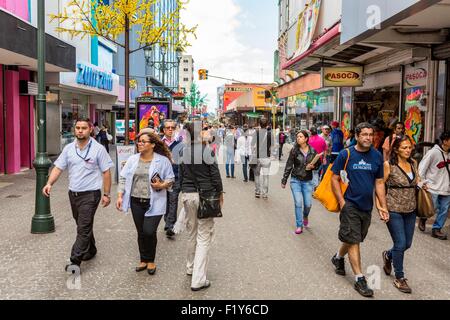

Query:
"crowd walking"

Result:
[[40, 116, 450, 297]]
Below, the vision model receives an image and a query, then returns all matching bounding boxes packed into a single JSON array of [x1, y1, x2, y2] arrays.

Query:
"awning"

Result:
[[0, 9, 76, 72], [282, 23, 341, 71]]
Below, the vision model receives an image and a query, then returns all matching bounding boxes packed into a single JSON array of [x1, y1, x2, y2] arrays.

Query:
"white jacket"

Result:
[[236, 135, 253, 159], [120, 153, 175, 216], [418, 145, 450, 196]]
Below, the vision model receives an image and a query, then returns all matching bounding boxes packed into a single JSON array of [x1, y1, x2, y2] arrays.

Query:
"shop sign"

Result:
[[76, 63, 113, 91], [321, 66, 363, 87], [404, 61, 428, 89]]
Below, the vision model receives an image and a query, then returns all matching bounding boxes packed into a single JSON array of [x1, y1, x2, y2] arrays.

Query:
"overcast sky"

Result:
[[181, 0, 278, 112]]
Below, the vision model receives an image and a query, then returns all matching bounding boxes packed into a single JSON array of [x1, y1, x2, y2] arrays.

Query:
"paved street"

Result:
[[0, 145, 449, 300]]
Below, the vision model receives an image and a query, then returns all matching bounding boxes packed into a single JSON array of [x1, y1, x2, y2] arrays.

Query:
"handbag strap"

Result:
[[441, 151, 450, 178], [343, 148, 351, 171]]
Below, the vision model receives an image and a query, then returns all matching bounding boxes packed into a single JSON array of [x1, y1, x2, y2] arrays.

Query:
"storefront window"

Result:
[[60, 92, 89, 149], [289, 88, 335, 129], [403, 61, 428, 144], [340, 87, 353, 140]]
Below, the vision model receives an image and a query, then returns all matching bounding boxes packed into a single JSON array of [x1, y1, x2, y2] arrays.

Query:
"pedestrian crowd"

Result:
[[42, 116, 449, 297]]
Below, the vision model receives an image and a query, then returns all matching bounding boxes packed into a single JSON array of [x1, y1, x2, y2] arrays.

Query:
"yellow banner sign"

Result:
[[321, 66, 363, 87]]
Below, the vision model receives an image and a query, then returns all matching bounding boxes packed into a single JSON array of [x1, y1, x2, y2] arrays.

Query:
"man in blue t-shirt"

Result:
[[330, 122, 389, 298]]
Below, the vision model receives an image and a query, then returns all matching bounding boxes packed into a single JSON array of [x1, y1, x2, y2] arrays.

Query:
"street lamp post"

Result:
[[31, 0, 55, 234], [144, 44, 182, 97]]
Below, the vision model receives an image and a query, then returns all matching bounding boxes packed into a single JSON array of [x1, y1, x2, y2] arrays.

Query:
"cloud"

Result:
[[181, 0, 274, 113]]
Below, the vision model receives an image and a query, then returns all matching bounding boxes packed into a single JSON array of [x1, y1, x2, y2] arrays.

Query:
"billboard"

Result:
[[138, 103, 169, 131], [340, 0, 439, 45]]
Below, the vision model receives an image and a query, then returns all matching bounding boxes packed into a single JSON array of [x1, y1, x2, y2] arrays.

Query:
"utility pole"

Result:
[[31, 0, 55, 234]]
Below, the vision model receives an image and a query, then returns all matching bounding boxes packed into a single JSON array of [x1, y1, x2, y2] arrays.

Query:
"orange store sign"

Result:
[[321, 66, 363, 87]]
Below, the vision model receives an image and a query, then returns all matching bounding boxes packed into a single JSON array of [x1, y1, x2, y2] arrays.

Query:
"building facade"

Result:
[[179, 55, 194, 94], [0, 0, 76, 174], [42, 0, 119, 155], [278, 0, 450, 145]]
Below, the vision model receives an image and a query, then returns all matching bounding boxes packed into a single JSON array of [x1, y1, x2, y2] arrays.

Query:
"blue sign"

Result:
[[76, 63, 113, 91]]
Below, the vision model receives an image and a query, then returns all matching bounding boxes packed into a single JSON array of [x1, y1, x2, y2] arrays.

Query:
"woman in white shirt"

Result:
[[116, 132, 175, 275]]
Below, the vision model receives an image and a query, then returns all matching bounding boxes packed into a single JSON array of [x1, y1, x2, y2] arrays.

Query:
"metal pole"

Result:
[[161, 51, 166, 97], [124, 15, 130, 144], [31, 0, 55, 233]]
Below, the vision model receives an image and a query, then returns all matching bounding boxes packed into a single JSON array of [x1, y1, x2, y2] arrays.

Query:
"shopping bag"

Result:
[[313, 149, 350, 213], [416, 188, 435, 219]]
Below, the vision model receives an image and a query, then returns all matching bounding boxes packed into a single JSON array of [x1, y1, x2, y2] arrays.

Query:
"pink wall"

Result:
[[19, 68, 34, 168], [0, 0, 29, 21], [5, 70, 21, 174], [0, 66, 4, 173]]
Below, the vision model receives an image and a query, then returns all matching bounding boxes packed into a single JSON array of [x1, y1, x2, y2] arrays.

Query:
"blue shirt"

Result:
[[331, 129, 344, 153], [332, 146, 384, 212], [54, 138, 114, 192]]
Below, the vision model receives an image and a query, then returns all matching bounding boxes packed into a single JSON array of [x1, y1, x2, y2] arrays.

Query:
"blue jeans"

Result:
[[430, 193, 450, 230], [386, 212, 416, 279], [225, 151, 235, 177], [290, 178, 313, 228]]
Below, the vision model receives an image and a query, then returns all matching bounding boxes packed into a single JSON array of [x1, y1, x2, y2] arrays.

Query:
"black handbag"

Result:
[[183, 163, 223, 219]]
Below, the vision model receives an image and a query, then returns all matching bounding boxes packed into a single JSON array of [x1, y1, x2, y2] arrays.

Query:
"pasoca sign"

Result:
[[405, 61, 428, 89], [322, 66, 363, 87], [76, 63, 113, 91]]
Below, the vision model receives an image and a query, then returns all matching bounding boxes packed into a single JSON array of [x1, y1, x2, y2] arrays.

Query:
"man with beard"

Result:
[[43, 118, 114, 272]]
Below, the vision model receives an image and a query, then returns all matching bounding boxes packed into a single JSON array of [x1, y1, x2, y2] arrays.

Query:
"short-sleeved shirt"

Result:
[[54, 138, 114, 192], [332, 146, 384, 212]]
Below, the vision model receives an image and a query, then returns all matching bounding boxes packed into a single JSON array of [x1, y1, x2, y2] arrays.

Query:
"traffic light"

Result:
[[198, 69, 208, 80]]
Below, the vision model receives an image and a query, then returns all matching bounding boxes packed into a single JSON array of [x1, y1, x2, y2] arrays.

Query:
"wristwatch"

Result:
[[103, 193, 111, 198]]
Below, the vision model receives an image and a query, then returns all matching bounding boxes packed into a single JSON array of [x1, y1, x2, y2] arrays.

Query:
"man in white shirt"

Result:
[[43, 118, 114, 272]]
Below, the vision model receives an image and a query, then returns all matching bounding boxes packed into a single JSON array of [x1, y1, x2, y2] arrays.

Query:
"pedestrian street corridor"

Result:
[[0, 151, 449, 300]]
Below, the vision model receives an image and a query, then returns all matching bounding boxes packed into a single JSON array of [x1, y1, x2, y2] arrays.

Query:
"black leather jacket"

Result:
[[282, 146, 319, 185], [179, 143, 223, 194]]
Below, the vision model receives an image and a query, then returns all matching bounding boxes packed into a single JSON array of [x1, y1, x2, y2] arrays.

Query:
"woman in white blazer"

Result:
[[116, 132, 175, 275]]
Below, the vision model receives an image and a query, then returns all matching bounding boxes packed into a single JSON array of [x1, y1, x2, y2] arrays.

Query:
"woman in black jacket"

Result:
[[282, 130, 319, 235], [179, 121, 224, 291]]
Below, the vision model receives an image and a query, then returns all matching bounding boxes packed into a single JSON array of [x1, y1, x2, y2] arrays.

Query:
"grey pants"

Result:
[[182, 193, 215, 288], [254, 158, 271, 196], [68, 190, 101, 265]]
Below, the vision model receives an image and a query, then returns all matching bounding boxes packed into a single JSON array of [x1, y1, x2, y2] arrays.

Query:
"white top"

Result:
[[54, 138, 114, 192]]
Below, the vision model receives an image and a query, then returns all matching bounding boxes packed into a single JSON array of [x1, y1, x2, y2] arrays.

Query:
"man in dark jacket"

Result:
[[162, 119, 184, 238]]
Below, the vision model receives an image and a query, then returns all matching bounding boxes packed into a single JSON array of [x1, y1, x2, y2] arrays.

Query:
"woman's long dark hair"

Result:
[[294, 130, 310, 148], [389, 134, 414, 166], [140, 132, 173, 162]]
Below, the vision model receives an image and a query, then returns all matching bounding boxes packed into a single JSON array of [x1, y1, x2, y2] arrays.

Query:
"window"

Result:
[[183, 78, 189, 82], [184, 68, 189, 72], [183, 59, 189, 63]]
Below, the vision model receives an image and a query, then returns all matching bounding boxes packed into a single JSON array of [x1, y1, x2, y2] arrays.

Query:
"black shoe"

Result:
[[354, 277, 374, 297], [191, 280, 211, 291], [166, 228, 175, 238], [255, 193, 261, 198], [226, 176, 231, 178], [331, 254, 346, 276]]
